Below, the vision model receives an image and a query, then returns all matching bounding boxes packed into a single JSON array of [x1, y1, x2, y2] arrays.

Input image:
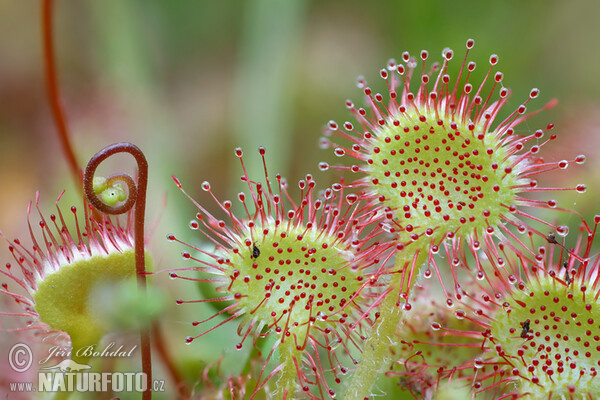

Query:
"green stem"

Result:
[[275, 339, 300, 400], [344, 238, 429, 400]]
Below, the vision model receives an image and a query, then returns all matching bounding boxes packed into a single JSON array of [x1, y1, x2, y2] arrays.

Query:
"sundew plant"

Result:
[[1, 2, 599, 400]]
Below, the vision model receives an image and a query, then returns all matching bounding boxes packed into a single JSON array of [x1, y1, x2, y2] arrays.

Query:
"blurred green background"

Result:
[[1, 0, 599, 398]]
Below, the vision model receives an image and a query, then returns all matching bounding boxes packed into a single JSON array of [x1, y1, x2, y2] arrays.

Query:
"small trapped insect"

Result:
[[546, 231, 569, 252], [545, 232, 558, 245], [563, 262, 572, 285], [252, 244, 260, 259], [520, 319, 531, 339]]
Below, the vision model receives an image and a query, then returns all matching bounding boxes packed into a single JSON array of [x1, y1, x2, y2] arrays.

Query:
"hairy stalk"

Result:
[[345, 238, 428, 400], [276, 339, 301, 400], [42, 0, 81, 186], [83, 143, 152, 400]]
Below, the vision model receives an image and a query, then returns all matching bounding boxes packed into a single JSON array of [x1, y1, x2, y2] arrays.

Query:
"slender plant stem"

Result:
[[275, 339, 300, 400], [151, 322, 188, 399], [42, 0, 81, 186], [344, 238, 429, 400], [83, 143, 152, 400]]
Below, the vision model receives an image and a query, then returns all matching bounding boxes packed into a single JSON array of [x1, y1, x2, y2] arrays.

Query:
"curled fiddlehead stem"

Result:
[[84, 153, 141, 216], [84, 142, 152, 400]]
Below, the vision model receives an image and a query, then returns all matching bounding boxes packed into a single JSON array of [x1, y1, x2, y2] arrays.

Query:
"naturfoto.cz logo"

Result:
[[8, 343, 165, 394]]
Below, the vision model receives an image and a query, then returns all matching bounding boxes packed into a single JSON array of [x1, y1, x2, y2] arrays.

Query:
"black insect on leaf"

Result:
[[520, 319, 531, 339], [545, 232, 558, 245], [252, 244, 260, 259], [561, 261, 572, 285]]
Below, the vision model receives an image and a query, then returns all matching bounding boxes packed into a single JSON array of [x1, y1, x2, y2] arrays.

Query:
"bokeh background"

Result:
[[1, 0, 600, 398]]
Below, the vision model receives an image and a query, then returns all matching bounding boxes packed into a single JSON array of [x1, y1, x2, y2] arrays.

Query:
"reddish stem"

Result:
[[42, 0, 82, 186], [152, 323, 189, 399], [84, 143, 151, 400]]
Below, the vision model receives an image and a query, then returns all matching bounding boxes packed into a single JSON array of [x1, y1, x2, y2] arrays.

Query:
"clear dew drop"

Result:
[[423, 269, 432, 279], [327, 339, 341, 351], [431, 322, 441, 331], [381, 223, 393, 233], [474, 358, 484, 369], [556, 225, 569, 237], [476, 271, 485, 280]]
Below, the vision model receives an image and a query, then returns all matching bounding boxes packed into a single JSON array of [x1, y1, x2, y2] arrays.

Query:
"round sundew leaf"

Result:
[[490, 276, 600, 397], [33, 249, 137, 355]]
